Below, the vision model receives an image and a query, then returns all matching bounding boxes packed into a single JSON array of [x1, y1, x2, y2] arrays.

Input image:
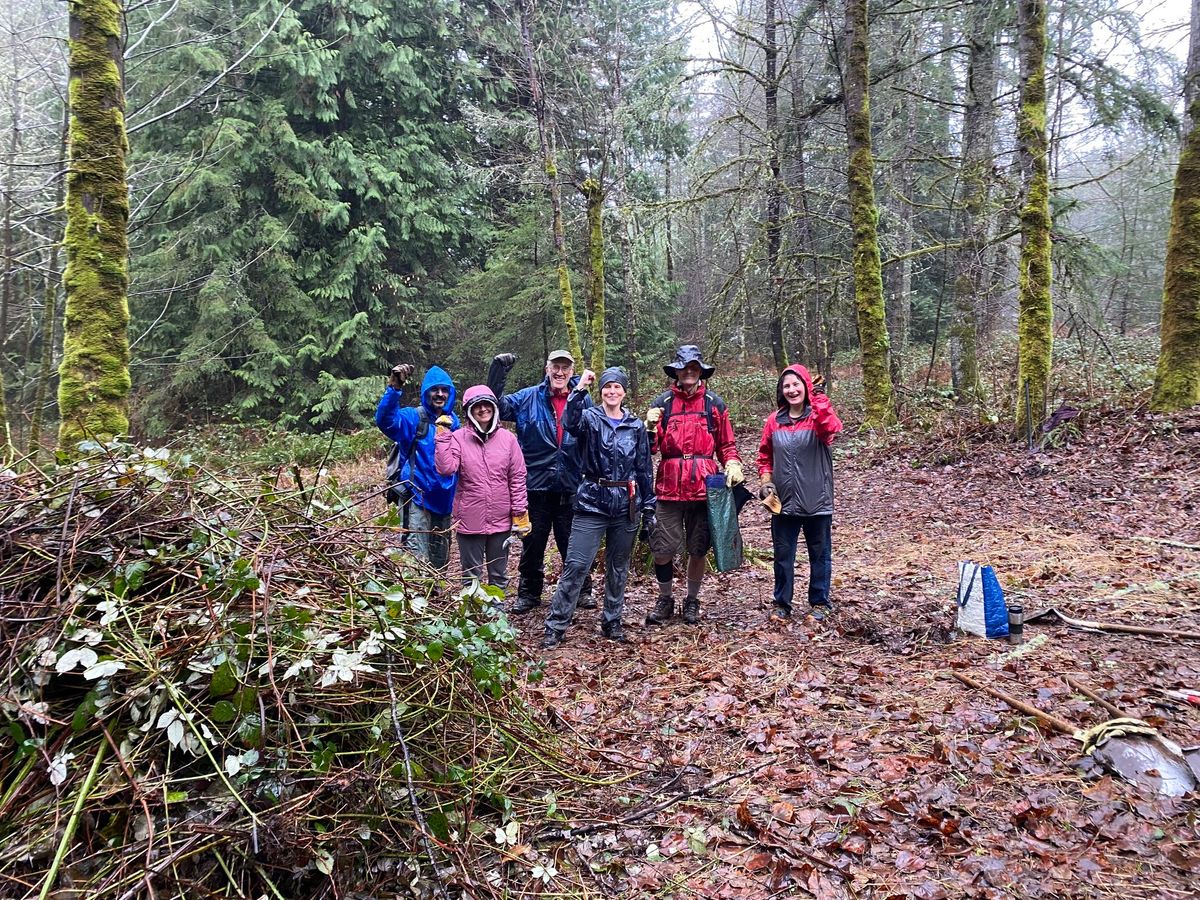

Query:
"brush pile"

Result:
[[0, 443, 573, 899]]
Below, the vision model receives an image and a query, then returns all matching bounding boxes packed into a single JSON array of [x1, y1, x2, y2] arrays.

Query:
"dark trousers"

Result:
[[545, 512, 640, 634], [518, 490, 590, 602], [771, 514, 832, 615]]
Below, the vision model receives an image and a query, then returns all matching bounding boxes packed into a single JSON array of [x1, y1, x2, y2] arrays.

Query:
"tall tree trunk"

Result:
[[29, 107, 70, 456], [664, 153, 674, 284], [764, 0, 786, 369], [1151, 0, 1200, 411], [519, 0, 582, 363], [1014, 0, 1053, 437], [949, 0, 998, 408], [883, 15, 914, 388], [582, 177, 606, 374], [1, 0, 19, 455], [58, 0, 132, 447], [843, 0, 894, 426], [787, 23, 823, 367]]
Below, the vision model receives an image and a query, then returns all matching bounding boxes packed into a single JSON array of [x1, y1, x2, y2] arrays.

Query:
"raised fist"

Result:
[[576, 369, 596, 390], [645, 406, 663, 428], [435, 415, 453, 430], [494, 352, 517, 369], [811, 373, 826, 396], [389, 363, 414, 389]]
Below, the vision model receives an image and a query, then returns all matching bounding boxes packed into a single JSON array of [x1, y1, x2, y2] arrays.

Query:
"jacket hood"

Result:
[[462, 384, 499, 436], [776, 364, 814, 410], [420, 366, 457, 414]]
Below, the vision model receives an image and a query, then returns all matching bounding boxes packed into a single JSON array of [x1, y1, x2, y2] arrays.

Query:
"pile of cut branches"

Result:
[[0, 443, 580, 898]]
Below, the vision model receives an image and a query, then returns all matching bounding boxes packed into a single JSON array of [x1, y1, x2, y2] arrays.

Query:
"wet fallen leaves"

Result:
[[519, 408, 1200, 897]]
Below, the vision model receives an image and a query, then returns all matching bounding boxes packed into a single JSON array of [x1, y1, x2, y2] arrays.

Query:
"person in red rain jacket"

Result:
[[645, 345, 744, 626], [756, 364, 843, 622]]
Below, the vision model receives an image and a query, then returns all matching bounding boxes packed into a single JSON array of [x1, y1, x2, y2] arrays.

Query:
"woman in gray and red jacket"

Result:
[[756, 364, 843, 621]]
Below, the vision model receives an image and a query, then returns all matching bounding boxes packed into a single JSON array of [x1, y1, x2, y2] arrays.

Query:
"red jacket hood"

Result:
[[776, 365, 814, 409]]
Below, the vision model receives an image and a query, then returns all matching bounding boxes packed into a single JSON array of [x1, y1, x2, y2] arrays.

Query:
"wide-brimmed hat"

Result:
[[663, 345, 715, 379]]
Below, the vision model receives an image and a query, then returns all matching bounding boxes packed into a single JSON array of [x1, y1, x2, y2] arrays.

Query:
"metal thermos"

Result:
[[1008, 604, 1025, 645]]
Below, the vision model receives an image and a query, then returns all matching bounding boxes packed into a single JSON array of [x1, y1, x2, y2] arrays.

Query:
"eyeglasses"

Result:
[[549, 365, 573, 374]]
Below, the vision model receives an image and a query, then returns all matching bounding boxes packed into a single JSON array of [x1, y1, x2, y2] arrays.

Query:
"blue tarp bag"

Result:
[[956, 561, 1010, 639]]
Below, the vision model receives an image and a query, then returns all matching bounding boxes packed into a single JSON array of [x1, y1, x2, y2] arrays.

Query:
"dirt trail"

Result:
[[519, 410, 1200, 898]]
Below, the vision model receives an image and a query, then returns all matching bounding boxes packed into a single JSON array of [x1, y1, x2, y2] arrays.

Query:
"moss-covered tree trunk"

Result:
[[58, 0, 131, 448], [582, 177, 606, 375], [1014, 0, 1053, 437], [519, 0, 582, 364], [1151, 0, 1200, 411], [842, 0, 894, 427], [949, 1, 998, 409]]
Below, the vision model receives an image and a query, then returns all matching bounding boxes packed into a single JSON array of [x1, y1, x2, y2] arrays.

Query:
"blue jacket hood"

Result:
[[420, 366, 457, 415]]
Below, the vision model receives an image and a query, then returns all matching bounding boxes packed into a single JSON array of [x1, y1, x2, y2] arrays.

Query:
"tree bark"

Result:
[[1014, 0, 1053, 436], [58, 0, 132, 447], [1151, 0, 1200, 411], [520, 0, 582, 363], [843, 0, 894, 426], [764, 0, 786, 369], [949, 0, 998, 408], [583, 177, 606, 374]]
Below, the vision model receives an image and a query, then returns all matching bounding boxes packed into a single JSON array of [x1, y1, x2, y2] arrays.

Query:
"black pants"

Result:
[[518, 490, 591, 602], [771, 514, 833, 615]]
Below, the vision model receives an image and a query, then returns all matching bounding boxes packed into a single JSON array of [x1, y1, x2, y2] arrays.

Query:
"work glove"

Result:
[[641, 510, 657, 537], [724, 460, 745, 487], [758, 480, 776, 501], [512, 512, 531, 538], [645, 406, 663, 429], [389, 363, 414, 390], [759, 480, 782, 514], [811, 374, 826, 396], [494, 352, 517, 369], [435, 415, 453, 431]]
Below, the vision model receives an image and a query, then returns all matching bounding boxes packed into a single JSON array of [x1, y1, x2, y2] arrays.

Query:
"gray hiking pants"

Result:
[[457, 531, 512, 592], [545, 512, 639, 634]]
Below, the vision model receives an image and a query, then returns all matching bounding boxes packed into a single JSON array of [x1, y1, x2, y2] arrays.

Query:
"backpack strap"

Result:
[[705, 392, 726, 437]]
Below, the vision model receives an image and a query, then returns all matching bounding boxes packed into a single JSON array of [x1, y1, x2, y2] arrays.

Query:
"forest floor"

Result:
[[482, 408, 1200, 899]]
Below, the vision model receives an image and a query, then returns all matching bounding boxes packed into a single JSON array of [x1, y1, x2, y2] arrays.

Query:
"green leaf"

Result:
[[210, 660, 239, 697], [212, 700, 238, 723]]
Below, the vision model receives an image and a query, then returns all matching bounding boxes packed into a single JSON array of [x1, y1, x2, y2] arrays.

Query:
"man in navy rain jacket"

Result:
[[376, 364, 459, 570], [488, 350, 594, 613]]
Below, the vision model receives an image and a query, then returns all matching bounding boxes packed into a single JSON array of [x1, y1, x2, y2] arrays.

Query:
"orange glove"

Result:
[[512, 512, 531, 537]]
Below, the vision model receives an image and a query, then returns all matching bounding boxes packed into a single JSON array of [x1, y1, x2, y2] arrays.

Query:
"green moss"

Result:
[[1151, 98, 1200, 412], [583, 178, 605, 374], [57, 0, 131, 449], [1015, 0, 1053, 436], [843, 0, 894, 428]]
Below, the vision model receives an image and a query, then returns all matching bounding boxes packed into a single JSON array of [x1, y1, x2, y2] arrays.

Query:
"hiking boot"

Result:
[[601, 620, 627, 642], [540, 628, 564, 650], [577, 594, 598, 610], [511, 595, 540, 615], [769, 607, 791, 622], [809, 605, 831, 622], [646, 596, 674, 625], [683, 597, 700, 625]]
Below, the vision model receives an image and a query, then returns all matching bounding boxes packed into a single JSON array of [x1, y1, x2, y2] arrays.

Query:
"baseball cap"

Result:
[[546, 350, 575, 365]]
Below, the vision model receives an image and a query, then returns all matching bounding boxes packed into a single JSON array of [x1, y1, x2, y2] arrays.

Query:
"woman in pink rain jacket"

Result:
[[435, 385, 530, 594]]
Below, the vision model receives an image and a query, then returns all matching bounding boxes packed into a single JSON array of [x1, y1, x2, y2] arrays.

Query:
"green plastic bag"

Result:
[[706, 475, 744, 572]]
